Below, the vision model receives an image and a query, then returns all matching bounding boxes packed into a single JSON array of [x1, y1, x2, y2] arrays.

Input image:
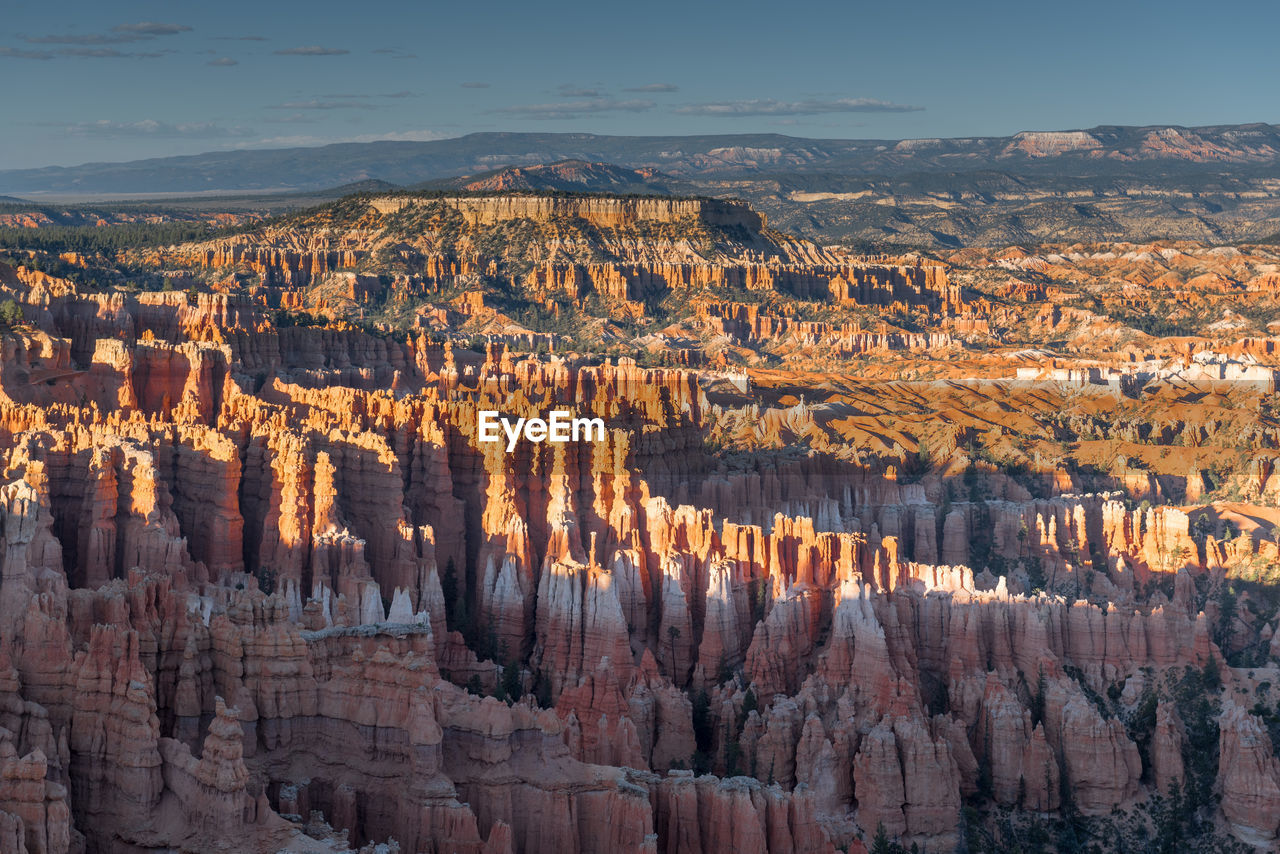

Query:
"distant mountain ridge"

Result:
[[4, 124, 1280, 196], [416, 160, 676, 195]]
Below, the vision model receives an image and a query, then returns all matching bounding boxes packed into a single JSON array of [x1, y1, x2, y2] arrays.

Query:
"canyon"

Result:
[[0, 190, 1279, 853]]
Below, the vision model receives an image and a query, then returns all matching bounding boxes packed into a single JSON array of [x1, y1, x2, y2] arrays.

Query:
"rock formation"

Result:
[[0, 198, 1278, 852]]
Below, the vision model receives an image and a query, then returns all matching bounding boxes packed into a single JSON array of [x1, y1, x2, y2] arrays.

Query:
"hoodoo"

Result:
[[0, 174, 1278, 853]]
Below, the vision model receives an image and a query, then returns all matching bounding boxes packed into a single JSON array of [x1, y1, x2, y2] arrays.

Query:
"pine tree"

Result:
[[870, 823, 906, 854], [501, 660, 522, 702], [0, 299, 22, 327]]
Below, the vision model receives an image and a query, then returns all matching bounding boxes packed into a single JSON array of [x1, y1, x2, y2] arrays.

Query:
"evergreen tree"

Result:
[[501, 660, 522, 702], [870, 823, 906, 854], [0, 299, 22, 327]]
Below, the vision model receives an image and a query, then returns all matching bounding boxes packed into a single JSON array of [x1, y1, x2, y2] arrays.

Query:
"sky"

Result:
[[2, 0, 1278, 170]]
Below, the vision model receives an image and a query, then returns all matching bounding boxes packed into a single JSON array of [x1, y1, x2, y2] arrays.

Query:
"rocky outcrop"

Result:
[[976, 675, 1059, 811], [0, 735, 74, 854], [1218, 703, 1280, 847]]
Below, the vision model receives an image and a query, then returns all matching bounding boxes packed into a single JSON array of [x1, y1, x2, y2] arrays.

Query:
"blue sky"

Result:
[[2, 0, 1277, 169]]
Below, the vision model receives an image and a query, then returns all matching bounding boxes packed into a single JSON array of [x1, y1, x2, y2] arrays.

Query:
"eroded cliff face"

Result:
[[3, 200, 1280, 853], [131, 192, 961, 324], [366, 194, 765, 230], [0, 282, 852, 852]]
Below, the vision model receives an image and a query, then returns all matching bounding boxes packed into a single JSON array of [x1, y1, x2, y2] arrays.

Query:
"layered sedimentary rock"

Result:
[[3, 205, 1280, 853]]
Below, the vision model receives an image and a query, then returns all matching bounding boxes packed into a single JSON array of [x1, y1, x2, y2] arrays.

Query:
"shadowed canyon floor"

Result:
[[1, 192, 1280, 853]]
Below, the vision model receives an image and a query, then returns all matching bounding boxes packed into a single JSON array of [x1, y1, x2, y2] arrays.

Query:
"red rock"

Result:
[[1042, 678, 1140, 816], [852, 718, 907, 839], [1150, 700, 1185, 797], [10, 216, 1280, 852], [1218, 702, 1280, 846]]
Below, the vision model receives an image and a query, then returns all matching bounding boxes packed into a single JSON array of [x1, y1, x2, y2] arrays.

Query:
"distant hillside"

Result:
[[185, 191, 779, 267], [6, 126, 1280, 249], [418, 160, 676, 195], [322, 179, 404, 195], [4, 125, 1280, 196]]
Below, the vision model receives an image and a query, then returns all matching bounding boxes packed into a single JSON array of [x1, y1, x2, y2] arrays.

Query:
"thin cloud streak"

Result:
[[274, 46, 349, 56], [319, 92, 418, 100], [25, 33, 142, 45], [112, 22, 191, 36], [558, 86, 606, 98], [494, 98, 655, 120], [675, 97, 923, 116], [57, 48, 167, 59], [25, 23, 190, 45], [269, 100, 378, 111], [2, 45, 166, 59], [0, 47, 54, 60], [47, 119, 249, 139], [263, 114, 318, 125], [232, 128, 451, 149]]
